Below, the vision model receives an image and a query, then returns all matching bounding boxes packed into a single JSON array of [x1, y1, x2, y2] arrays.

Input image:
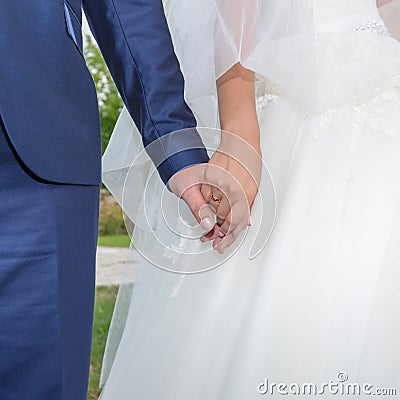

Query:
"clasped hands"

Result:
[[169, 132, 262, 254]]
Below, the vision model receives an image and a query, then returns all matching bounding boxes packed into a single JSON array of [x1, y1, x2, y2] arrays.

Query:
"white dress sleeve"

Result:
[[165, 0, 400, 117]]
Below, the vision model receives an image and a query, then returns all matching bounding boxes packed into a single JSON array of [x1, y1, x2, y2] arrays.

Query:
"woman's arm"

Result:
[[201, 62, 262, 252], [216, 63, 261, 153]]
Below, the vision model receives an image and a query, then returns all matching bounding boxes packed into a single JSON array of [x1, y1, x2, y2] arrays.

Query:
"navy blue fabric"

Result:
[[0, 125, 99, 399], [83, 0, 210, 184], [0, 1, 209, 397], [0, 0, 209, 185]]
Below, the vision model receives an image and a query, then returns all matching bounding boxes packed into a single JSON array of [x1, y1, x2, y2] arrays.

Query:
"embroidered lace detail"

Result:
[[352, 21, 390, 36], [352, 87, 400, 139], [307, 75, 400, 140], [255, 75, 279, 118]]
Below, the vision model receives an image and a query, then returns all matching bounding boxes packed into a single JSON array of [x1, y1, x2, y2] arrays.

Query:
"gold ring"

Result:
[[210, 193, 222, 204]]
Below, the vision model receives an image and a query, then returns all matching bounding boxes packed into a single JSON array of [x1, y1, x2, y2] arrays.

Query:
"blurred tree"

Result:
[[84, 34, 123, 154]]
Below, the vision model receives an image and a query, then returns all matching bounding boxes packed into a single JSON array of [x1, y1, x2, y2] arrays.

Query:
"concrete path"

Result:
[[96, 246, 135, 286]]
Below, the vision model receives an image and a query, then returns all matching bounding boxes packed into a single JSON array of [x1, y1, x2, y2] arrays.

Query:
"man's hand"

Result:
[[168, 163, 215, 232]]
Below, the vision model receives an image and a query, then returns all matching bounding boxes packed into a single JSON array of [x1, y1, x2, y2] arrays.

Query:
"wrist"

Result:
[[220, 126, 261, 156]]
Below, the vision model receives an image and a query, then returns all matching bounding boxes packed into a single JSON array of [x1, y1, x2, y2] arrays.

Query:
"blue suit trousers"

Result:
[[0, 124, 99, 400]]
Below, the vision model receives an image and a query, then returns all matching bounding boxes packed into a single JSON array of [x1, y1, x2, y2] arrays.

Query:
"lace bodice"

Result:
[[254, 0, 400, 114], [252, 0, 395, 115]]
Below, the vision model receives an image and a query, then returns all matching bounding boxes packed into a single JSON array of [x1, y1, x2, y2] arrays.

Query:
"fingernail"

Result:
[[248, 216, 253, 226], [200, 217, 213, 231], [218, 230, 225, 238]]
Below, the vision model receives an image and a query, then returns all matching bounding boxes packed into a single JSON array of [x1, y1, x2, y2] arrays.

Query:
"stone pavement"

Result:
[[96, 246, 136, 286]]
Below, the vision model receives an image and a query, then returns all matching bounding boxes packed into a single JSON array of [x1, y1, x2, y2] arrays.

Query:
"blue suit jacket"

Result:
[[0, 0, 209, 185]]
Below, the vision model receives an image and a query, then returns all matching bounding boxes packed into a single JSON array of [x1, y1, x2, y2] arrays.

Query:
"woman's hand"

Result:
[[200, 132, 262, 253]]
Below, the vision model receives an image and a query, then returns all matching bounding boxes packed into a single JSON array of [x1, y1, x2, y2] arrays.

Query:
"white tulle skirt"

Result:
[[98, 2, 400, 397], [99, 75, 400, 399]]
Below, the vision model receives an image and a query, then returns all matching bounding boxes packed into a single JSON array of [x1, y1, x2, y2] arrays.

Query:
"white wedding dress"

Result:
[[99, 1, 400, 398]]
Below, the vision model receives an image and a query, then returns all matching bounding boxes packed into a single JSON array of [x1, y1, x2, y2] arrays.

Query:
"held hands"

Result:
[[169, 131, 262, 254], [200, 132, 262, 253]]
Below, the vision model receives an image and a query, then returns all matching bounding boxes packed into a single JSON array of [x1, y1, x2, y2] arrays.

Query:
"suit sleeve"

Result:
[[82, 0, 209, 184]]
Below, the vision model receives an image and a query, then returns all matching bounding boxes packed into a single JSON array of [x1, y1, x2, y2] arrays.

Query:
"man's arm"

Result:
[[83, 0, 209, 184]]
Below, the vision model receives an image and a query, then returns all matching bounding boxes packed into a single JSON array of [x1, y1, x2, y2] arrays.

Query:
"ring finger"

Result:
[[209, 186, 224, 211]]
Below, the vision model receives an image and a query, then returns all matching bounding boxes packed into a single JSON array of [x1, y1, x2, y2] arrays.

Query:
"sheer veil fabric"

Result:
[[100, 1, 400, 398]]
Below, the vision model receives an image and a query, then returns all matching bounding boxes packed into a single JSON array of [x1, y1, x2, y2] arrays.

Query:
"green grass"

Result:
[[88, 286, 119, 400], [97, 234, 130, 248]]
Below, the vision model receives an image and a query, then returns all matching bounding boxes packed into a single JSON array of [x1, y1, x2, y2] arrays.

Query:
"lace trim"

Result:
[[305, 75, 400, 140], [352, 86, 400, 139], [255, 74, 280, 118]]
